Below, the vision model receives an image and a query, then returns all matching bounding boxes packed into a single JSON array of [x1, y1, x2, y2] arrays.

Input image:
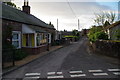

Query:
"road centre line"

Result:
[[113, 72, 120, 75], [93, 73, 108, 76], [47, 72, 56, 75], [25, 73, 40, 76], [88, 70, 103, 72], [25, 76, 40, 79], [47, 75, 64, 79], [70, 74, 86, 77], [56, 72, 62, 75], [108, 69, 120, 72], [69, 71, 83, 74]]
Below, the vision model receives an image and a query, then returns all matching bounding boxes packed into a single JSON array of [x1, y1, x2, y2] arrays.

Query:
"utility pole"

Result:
[[78, 19, 79, 31], [57, 19, 58, 31], [56, 19, 58, 40]]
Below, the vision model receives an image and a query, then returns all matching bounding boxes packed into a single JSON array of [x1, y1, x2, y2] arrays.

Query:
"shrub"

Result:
[[88, 26, 108, 42], [14, 49, 28, 61], [94, 32, 108, 40]]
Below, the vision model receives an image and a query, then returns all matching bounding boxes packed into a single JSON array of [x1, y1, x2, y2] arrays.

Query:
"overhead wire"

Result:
[[66, 0, 78, 19], [66, 0, 80, 30]]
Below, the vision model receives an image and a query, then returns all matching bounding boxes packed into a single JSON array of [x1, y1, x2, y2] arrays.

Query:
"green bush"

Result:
[[94, 32, 108, 40], [14, 49, 28, 61], [88, 26, 108, 42]]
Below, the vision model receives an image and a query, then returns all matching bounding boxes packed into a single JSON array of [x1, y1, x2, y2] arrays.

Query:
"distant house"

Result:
[[1, 1, 56, 54], [105, 21, 120, 40], [81, 29, 90, 36]]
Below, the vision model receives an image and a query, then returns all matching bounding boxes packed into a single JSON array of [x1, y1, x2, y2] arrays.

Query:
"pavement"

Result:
[[2, 37, 120, 80]]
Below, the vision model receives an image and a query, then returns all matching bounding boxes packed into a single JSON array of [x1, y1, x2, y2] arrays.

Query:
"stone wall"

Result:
[[91, 40, 120, 58]]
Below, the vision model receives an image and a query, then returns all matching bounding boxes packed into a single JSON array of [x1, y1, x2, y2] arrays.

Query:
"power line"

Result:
[[66, 0, 77, 19], [66, 0, 80, 31]]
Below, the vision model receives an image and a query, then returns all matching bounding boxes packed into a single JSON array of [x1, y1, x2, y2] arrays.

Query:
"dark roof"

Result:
[[1, 3, 55, 29], [105, 20, 120, 30]]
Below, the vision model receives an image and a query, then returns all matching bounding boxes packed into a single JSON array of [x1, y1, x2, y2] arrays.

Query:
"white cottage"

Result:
[[106, 21, 120, 40]]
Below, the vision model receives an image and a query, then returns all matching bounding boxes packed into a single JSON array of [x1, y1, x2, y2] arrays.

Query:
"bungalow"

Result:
[[1, 1, 56, 54], [105, 20, 120, 40]]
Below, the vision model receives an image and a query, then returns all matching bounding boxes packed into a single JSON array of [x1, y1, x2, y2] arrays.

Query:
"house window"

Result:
[[12, 31, 21, 48], [36, 33, 41, 46], [36, 33, 47, 46], [48, 33, 51, 43]]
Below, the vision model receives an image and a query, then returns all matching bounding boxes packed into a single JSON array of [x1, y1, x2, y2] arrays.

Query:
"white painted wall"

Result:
[[22, 24, 35, 33]]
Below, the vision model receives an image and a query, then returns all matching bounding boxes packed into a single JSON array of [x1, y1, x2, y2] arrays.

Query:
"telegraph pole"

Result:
[[78, 19, 79, 31], [57, 19, 58, 31], [57, 19, 58, 40]]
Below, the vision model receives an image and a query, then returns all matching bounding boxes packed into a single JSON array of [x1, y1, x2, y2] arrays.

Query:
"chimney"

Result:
[[22, 0, 30, 14]]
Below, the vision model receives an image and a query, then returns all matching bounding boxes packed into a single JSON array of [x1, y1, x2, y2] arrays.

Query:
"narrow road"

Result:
[[3, 37, 119, 79]]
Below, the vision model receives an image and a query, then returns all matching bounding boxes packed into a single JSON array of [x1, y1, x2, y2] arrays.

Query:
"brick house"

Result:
[[1, 1, 56, 54]]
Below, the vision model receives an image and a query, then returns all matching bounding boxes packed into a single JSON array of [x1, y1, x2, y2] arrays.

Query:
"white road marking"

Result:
[[93, 73, 108, 76], [108, 69, 120, 72], [70, 74, 86, 77], [69, 71, 83, 74], [25, 76, 40, 79], [113, 72, 120, 75], [88, 70, 103, 72], [56, 72, 62, 75], [47, 72, 56, 75], [47, 75, 64, 79], [25, 73, 40, 76]]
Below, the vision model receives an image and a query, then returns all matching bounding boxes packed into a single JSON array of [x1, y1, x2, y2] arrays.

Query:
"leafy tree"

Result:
[[103, 21, 110, 27], [3, 2, 17, 8], [3, 2, 21, 10], [88, 26, 108, 42], [94, 11, 116, 27], [94, 32, 108, 40], [72, 29, 79, 36]]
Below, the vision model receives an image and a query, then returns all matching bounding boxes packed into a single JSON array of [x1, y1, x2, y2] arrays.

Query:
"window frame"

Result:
[[12, 31, 21, 49]]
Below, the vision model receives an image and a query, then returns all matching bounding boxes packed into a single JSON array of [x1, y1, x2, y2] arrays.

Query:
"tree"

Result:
[[72, 29, 79, 36], [3, 2, 17, 8], [94, 11, 116, 27], [3, 2, 21, 10], [88, 25, 108, 42]]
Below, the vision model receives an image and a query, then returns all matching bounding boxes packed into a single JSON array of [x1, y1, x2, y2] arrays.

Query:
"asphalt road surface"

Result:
[[3, 37, 119, 79]]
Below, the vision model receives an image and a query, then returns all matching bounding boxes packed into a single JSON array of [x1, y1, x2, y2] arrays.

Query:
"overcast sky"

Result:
[[12, 0, 119, 31]]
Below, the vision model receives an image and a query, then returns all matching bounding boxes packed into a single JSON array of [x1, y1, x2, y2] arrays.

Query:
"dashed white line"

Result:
[[93, 73, 108, 76], [25, 76, 40, 79], [56, 72, 62, 75], [70, 74, 86, 77], [47, 72, 56, 75], [113, 72, 120, 75], [25, 73, 40, 76], [108, 69, 120, 72], [47, 75, 64, 79], [69, 71, 83, 74], [88, 70, 103, 72]]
